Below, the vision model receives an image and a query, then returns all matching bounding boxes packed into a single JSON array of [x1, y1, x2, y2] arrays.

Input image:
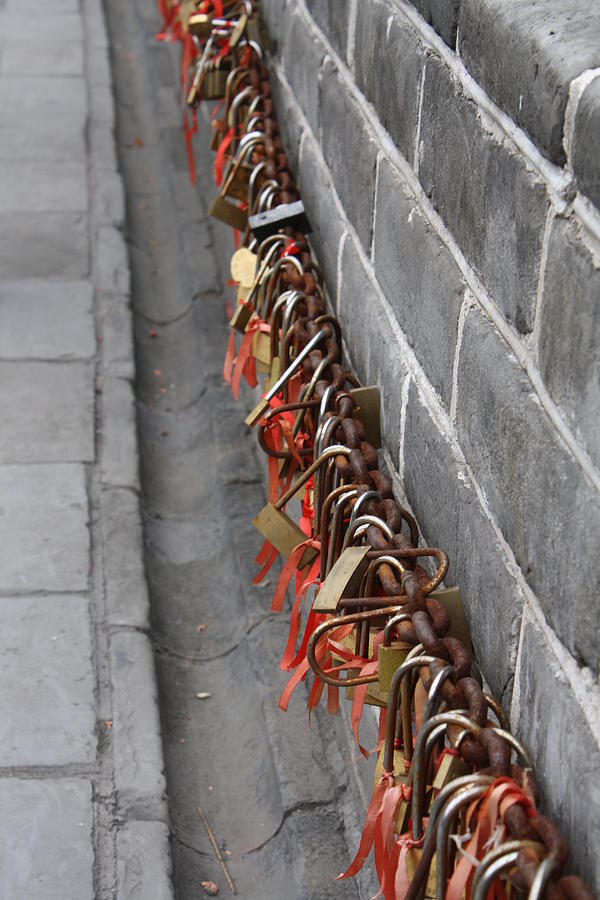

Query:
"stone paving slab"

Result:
[[0, 77, 86, 161], [0, 11, 84, 42], [0, 280, 95, 360], [0, 362, 94, 463], [0, 778, 93, 900], [1, 40, 83, 77], [0, 595, 95, 766], [0, 212, 88, 279], [0, 463, 89, 592], [0, 161, 87, 214]]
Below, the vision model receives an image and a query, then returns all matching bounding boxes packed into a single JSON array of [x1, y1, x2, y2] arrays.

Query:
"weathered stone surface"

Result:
[[353, 0, 425, 166], [116, 821, 174, 900], [457, 307, 600, 671], [100, 488, 149, 629], [298, 132, 345, 306], [304, 0, 350, 62], [0, 10, 83, 41], [573, 75, 600, 212], [403, 383, 523, 699], [419, 55, 549, 334], [0, 463, 89, 592], [269, 66, 305, 178], [373, 157, 464, 409], [539, 217, 600, 471], [99, 292, 135, 380], [0, 280, 94, 360], [281, 6, 326, 137], [0, 76, 87, 161], [1, 38, 83, 76], [339, 232, 408, 469], [0, 595, 95, 765], [514, 610, 600, 893], [96, 225, 130, 294], [255, 0, 288, 55], [0, 161, 86, 213], [0, 362, 94, 463], [93, 166, 126, 228], [100, 376, 139, 489], [458, 0, 600, 165], [110, 631, 167, 818], [0, 778, 93, 900], [405, 0, 459, 47], [320, 58, 378, 252], [0, 212, 88, 278]]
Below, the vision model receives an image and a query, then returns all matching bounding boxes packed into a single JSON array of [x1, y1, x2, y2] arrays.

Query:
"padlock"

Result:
[[210, 133, 266, 230], [312, 546, 371, 614], [249, 200, 312, 242], [246, 13, 270, 50], [350, 386, 382, 449], [202, 64, 230, 100], [245, 324, 329, 427], [187, 11, 213, 37], [229, 11, 248, 47], [253, 446, 350, 563], [251, 327, 271, 372]]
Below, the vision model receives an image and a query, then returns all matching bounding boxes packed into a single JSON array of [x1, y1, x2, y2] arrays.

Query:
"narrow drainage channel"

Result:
[[104, 0, 378, 897]]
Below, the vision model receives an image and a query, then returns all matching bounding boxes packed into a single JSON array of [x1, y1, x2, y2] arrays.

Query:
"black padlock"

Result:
[[249, 200, 312, 243]]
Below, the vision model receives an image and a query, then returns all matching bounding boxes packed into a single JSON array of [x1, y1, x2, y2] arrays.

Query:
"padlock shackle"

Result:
[[349, 491, 382, 528], [264, 327, 329, 404], [365, 546, 449, 596], [276, 444, 350, 509], [470, 841, 545, 900], [324, 489, 361, 579], [221, 133, 265, 197], [405, 772, 495, 900], [342, 515, 394, 552], [383, 655, 438, 775], [436, 782, 494, 895], [306, 606, 406, 687]]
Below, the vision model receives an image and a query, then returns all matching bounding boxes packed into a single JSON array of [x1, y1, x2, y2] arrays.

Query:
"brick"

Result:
[[514, 610, 600, 893], [419, 55, 549, 334], [305, 0, 350, 62], [573, 76, 600, 211], [0, 361, 94, 463], [373, 157, 464, 409], [100, 377, 139, 489], [0, 279, 94, 360], [96, 225, 130, 294], [403, 383, 523, 699], [257, 0, 288, 56], [353, 0, 425, 166], [0, 77, 87, 161], [319, 58, 378, 252], [339, 233, 407, 468], [100, 488, 149, 629], [458, 0, 600, 165], [0, 212, 88, 278], [539, 217, 600, 471], [0, 463, 89, 592], [298, 133, 345, 305], [282, 7, 326, 137], [0, 595, 95, 765], [269, 66, 305, 177], [116, 822, 174, 900], [405, 0, 459, 47], [0, 778, 93, 900], [110, 631, 168, 818], [456, 307, 600, 671]]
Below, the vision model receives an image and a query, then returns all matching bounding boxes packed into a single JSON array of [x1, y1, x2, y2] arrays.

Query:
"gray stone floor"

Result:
[[0, 0, 172, 896]]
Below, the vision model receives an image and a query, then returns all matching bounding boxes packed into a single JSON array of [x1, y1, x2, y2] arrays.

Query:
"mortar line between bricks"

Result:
[[526, 205, 557, 367], [271, 53, 600, 498]]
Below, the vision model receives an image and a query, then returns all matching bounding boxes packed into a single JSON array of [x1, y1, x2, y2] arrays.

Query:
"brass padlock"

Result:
[[350, 386, 381, 449], [253, 446, 351, 561], [209, 133, 265, 231], [187, 11, 213, 37], [312, 546, 371, 614], [202, 65, 229, 101]]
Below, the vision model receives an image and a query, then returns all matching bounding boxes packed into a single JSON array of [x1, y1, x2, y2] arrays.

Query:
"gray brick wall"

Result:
[[262, 0, 600, 890]]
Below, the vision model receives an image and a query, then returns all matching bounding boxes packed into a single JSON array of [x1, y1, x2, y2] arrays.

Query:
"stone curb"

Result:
[[83, 0, 174, 892]]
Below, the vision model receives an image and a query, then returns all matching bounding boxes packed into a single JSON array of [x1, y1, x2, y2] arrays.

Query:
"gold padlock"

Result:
[[202, 65, 229, 101], [187, 11, 213, 37], [350, 386, 382, 449], [312, 546, 371, 614], [209, 134, 265, 231]]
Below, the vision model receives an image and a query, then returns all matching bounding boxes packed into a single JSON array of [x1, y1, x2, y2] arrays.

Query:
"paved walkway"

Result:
[[0, 0, 172, 897]]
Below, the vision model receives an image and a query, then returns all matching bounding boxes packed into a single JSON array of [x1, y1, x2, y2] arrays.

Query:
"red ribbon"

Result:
[[214, 126, 234, 186]]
